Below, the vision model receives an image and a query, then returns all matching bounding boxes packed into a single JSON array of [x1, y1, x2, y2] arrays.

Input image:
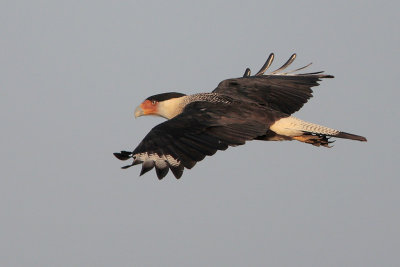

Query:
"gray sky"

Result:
[[1, 0, 399, 266]]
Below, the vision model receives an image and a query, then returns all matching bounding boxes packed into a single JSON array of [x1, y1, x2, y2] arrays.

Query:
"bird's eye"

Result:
[[151, 100, 157, 105]]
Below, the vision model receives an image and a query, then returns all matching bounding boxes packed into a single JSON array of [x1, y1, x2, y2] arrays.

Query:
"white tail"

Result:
[[270, 116, 367, 143], [270, 116, 339, 137]]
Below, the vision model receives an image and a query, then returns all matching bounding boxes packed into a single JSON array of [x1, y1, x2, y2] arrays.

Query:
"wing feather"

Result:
[[213, 54, 333, 114], [114, 101, 281, 178]]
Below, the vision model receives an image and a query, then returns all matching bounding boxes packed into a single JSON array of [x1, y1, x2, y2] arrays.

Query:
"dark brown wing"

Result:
[[114, 101, 284, 179], [213, 53, 334, 115]]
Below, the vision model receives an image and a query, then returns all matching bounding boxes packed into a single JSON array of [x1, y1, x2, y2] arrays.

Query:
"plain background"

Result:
[[1, 0, 399, 266]]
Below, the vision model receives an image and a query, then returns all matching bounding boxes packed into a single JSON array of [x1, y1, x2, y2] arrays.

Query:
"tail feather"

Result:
[[335, 131, 367, 142], [269, 116, 367, 147]]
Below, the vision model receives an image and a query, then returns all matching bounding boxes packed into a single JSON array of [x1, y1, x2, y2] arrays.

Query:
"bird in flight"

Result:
[[114, 53, 366, 179]]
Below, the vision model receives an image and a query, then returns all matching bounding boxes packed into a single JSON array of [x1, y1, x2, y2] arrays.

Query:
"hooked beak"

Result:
[[134, 105, 144, 118]]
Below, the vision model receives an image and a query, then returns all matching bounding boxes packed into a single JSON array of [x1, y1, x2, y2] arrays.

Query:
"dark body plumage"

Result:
[[114, 53, 366, 179]]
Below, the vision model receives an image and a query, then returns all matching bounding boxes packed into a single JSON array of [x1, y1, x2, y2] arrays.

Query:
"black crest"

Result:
[[146, 92, 186, 102]]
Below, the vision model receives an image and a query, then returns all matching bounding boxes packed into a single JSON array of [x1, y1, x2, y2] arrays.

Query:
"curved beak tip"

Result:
[[134, 106, 144, 118]]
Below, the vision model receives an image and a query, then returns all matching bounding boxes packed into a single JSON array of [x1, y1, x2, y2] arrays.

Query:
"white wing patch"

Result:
[[134, 152, 181, 167]]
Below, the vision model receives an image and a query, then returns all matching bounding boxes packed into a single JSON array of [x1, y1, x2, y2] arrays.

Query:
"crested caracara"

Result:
[[114, 53, 367, 179]]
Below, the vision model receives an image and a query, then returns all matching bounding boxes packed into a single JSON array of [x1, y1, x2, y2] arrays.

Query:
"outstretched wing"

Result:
[[114, 101, 283, 179], [213, 53, 334, 115]]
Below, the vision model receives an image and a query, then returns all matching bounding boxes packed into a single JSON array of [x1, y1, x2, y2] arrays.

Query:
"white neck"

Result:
[[157, 96, 188, 119]]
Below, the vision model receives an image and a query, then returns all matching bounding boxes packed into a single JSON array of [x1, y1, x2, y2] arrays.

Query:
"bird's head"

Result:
[[134, 92, 187, 119]]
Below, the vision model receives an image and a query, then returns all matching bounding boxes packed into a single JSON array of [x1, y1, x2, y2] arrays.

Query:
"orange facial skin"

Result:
[[135, 100, 159, 118], [140, 100, 158, 115]]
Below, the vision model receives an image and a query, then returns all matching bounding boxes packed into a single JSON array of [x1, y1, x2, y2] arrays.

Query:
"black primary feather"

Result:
[[213, 53, 333, 115], [115, 100, 285, 179]]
